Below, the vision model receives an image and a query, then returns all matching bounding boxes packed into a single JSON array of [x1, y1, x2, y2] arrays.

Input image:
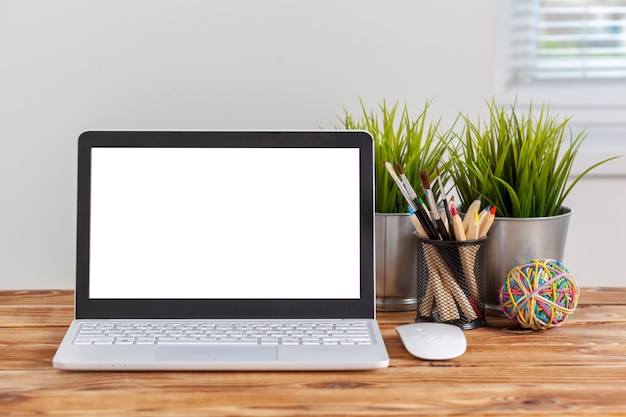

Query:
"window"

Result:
[[494, 0, 626, 170], [512, 0, 626, 81]]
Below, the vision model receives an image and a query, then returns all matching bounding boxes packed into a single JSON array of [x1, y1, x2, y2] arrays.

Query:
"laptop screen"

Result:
[[75, 131, 375, 319]]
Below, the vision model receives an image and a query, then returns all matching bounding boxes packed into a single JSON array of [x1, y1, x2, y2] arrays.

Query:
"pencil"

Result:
[[478, 205, 491, 226], [463, 195, 482, 234], [450, 205, 466, 241], [479, 205, 497, 238], [466, 210, 480, 240]]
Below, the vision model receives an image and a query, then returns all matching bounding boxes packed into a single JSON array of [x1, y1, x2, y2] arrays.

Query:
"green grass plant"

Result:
[[337, 100, 451, 213], [448, 99, 620, 218]]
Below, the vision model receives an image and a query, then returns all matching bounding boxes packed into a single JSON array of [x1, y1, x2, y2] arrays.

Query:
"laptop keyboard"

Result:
[[72, 321, 373, 346]]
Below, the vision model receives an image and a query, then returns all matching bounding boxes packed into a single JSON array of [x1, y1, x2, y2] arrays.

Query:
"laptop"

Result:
[[53, 130, 389, 371]]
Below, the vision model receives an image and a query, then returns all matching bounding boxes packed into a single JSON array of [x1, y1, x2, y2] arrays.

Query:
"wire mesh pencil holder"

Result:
[[415, 235, 487, 330]]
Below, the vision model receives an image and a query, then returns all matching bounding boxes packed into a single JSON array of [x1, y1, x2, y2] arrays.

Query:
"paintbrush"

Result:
[[435, 166, 455, 241], [395, 163, 440, 239], [383, 161, 417, 212], [419, 171, 450, 240], [395, 163, 420, 204], [385, 162, 439, 239]]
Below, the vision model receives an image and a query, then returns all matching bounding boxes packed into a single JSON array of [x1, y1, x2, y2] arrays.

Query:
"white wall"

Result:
[[0, 0, 624, 289]]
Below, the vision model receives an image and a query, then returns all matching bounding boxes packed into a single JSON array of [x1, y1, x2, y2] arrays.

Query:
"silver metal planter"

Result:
[[484, 206, 573, 315], [375, 213, 417, 311]]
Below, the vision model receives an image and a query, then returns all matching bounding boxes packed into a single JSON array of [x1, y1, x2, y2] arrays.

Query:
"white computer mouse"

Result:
[[395, 322, 467, 360]]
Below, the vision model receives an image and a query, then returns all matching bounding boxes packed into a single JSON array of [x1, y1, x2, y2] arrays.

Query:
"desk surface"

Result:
[[1, 288, 626, 416]]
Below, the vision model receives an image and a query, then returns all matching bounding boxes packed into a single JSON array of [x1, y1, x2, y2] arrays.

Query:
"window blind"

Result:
[[510, 0, 626, 82]]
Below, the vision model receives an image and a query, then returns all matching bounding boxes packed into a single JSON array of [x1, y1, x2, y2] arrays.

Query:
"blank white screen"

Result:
[[88, 147, 361, 299]]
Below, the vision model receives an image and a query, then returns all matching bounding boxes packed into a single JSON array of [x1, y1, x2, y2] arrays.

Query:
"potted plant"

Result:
[[336, 100, 451, 311], [447, 99, 620, 312]]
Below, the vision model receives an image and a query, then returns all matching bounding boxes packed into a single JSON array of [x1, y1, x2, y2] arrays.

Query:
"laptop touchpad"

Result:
[[155, 346, 278, 362]]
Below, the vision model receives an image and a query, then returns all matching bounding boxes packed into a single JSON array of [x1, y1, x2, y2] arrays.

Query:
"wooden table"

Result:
[[1, 288, 626, 416]]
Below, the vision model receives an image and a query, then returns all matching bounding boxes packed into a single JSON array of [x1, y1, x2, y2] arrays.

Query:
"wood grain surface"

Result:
[[1, 288, 626, 416]]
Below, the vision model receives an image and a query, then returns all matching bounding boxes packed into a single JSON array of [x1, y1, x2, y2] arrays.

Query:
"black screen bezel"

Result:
[[75, 130, 375, 319]]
